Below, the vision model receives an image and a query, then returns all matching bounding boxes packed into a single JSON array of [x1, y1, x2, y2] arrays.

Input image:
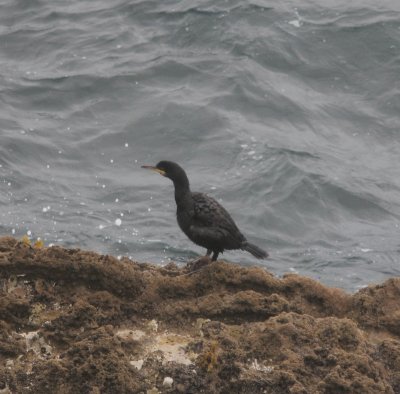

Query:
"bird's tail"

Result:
[[242, 241, 268, 259]]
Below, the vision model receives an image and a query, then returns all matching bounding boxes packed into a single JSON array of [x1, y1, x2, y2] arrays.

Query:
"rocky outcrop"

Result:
[[0, 236, 399, 393]]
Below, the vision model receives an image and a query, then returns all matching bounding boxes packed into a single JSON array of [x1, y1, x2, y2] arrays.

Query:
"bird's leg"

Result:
[[206, 249, 212, 257], [211, 251, 219, 261]]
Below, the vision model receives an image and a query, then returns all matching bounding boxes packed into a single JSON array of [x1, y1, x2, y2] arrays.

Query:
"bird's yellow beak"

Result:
[[141, 165, 166, 176]]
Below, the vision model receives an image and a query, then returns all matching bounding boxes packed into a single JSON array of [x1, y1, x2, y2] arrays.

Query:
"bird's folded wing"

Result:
[[191, 192, 245, 243]]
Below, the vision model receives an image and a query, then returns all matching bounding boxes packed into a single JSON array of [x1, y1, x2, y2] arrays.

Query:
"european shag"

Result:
[[142, 161, 268, 261]]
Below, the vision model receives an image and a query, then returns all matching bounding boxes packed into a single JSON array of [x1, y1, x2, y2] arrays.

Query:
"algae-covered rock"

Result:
[[0, 236, 399, 393]]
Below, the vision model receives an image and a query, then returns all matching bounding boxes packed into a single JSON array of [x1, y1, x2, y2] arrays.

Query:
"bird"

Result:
[[141, 161, 268, 262]]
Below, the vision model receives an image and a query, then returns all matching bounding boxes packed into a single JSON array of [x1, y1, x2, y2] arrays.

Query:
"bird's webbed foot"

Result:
[[185, 254, 212, 272]]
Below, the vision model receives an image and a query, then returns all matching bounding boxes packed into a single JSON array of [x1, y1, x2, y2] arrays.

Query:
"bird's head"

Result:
[[141, 161, 188, 185]]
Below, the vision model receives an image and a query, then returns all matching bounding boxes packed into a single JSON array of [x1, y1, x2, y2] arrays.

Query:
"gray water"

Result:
[[1, 0, 400, 292]]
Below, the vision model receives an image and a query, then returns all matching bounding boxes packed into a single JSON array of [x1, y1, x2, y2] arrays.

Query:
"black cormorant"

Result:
[[142, 161, 268, 261]]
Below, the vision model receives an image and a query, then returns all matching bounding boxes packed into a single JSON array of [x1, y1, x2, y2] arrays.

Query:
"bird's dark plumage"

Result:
[[141, 161, 268, 261]]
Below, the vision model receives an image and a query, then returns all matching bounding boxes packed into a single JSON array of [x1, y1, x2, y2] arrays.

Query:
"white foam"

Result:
[[288, 20, 301, 27]]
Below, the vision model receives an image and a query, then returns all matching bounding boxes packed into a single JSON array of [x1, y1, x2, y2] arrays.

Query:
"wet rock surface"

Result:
[[0, 236, 399, 393]]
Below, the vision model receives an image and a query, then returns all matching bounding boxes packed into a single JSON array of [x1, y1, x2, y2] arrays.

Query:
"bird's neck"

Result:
[[173, 177, 192, 209]]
